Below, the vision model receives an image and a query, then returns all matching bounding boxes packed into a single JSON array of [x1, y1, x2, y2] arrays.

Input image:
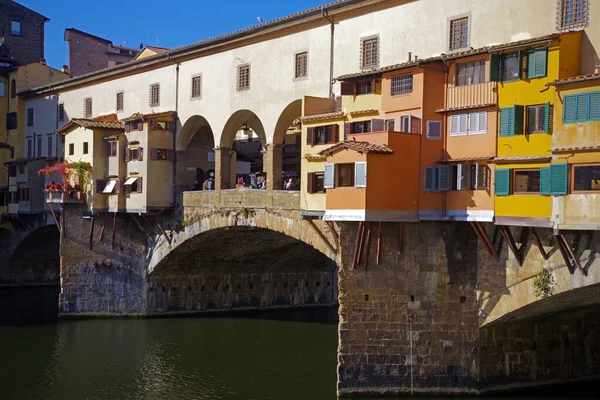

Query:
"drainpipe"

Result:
[[322, 7, 335, 98]]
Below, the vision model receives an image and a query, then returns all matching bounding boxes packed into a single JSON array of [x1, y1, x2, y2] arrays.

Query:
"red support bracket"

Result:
[[48, 204, 62, 234], [352, 222, 364, 270], [376, 221, 382, 266], [470, 222, 497, 257], [307, 218, 337, 254], [499, 226, 522, 266], [363, 222, 373, 271], [530, 228, 548, 260], [325, 221, 339, 246], [554, 233, 586, 275], [398, 222, 404, 254]]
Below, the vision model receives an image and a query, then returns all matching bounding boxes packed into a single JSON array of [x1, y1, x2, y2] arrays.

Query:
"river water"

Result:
[[1, 289, 598, 400]]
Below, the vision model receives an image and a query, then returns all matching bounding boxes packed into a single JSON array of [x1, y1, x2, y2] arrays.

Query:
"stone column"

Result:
[[214, 147, 234, 190], [263, 143, 283, 192]]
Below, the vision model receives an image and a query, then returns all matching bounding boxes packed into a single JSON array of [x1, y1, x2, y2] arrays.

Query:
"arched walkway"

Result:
[[273, 100, 302, 191], [177, 115, 216, 192]]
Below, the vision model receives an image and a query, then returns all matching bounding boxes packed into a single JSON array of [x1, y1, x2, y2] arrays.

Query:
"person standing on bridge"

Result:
[[202, 179, 209, 191]]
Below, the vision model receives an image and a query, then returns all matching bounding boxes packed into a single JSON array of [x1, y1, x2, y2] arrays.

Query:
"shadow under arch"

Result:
[[273, 99, 302, 146], [272, 99, 303, 190], [177, 115, 216, 192], [6, 224, 60, 284]]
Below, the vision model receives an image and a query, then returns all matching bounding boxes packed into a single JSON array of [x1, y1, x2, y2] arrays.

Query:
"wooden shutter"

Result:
[[499, 108, 511, 136], [563, 95, 576, 123], [469, 113, 478, 134], [438, 166, 451, 191], [489, 54, 501, 82], [576, 94, 589, 121], [526, 48, 547, 79], [115, 179, 121, 194], [167, 150, 175, 161], [340, 82, 355, 96], [151, 120, 157, 131], [479, 112, 487, 133], [513, 105, 524, 134], [344, 122, 352, 139], [589, 92, 600, 120], [410, 116, 421, 134], [307, 172, 315, 193], [151, 148, 158, 160], [95, 179, 105, 193], [125, 148, 130, 162], [458, 164, 470, 190], [331, 124, 339, 143], [540, 167, 551, 195], [306, 127, 314, 145], [459, 114, 468, 135], [138, 147, 144, 161], [550, 163, 568, 195], [494, 169, 510, 196], [125, 122, 131, 133], [476, 165, 489, 190], [354, 162, 367, 188], [544, 102, 551, 133], [324, 164, 335, 189], [450, 115, 459, 136], [426, 121, 441, 140], [371, 119, 384, 132], [136, 177, 143, 193], [424, 167, 437, 192]]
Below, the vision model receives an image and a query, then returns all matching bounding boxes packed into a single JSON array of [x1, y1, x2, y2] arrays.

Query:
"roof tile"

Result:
[[318, 141, 393, 156]]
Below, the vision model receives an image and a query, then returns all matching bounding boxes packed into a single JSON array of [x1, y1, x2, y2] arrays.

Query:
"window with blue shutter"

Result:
[[589, 92, 600, 120], [563, 91, 600, 123], [550, 163, 568, 195], [499, 108, 512, 136], [494, 169, 510, 196], [563, 95, 576, 123], [543, 102, 551, 133], [576, 94, 589, 121], [424, 167, 438, 192], [438, 166, 451, 191], [526, 48, 548, 79], [540, 167, 551, 195], [513, 105, 524, 134]]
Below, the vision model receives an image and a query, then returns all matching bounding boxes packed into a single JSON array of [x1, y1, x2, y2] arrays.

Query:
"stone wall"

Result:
[[0, 0, 46, 65]]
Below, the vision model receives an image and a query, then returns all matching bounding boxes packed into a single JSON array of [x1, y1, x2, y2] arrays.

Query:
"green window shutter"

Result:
[[576, 94, 589, 122], [563, 95, 575, 123], [513, 105, 524, 134], [550, 163, 568, 195], [544, 102, 550, 132], [540, 167, 551, 195], [499, 108, 510, 136], [494, 169, 510, 196], [527, 48, 547, 79], [490, 54, 501, 82], [526, 50, 536, 79], [589, 92, 600, 120]]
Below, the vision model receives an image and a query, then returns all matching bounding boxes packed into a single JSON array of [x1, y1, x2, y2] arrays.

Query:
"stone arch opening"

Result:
[[5, 225, 60, 285], [219, 110, 266, 190], [177, 115, 216, 192], [273, 99, 302, 191], [147, 226, 338, 314]]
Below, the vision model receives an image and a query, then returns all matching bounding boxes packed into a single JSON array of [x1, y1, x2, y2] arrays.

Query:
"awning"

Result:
[[124, 177, 137, 185], [103, 180, 117, 193]]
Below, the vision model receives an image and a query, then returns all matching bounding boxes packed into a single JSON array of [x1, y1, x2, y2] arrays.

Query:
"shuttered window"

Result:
[[191, 76, 202, 98], [360, 35, 379, 70], [438, 166, 451, 191], [450, 113, 485, 136], [295, 52, 308, 79], [499, 106, 524, 136], [424, 167, 438, 192], [490, 51, 521, 82], [526, 48, 548, 79], [307, 124, 338, 145], [426, 121, 442, 140], [494, 169, 510, 196], [116, 92, 124, 112], [237, 64, 250, 90], [151, 148, 175, 161], [449, 17, 469, 50], [324, 164, 334, 189], [84, 97, 92, 118], [107, 141, 117, 157], [563, 91, 600, 123], [149, 84, 160, 107], [540, 167, 551, 195], [354, 162, 367, 188], [469, 111, 487, 134], [307, 172, 325, 193], [550, 163, 568, 195]]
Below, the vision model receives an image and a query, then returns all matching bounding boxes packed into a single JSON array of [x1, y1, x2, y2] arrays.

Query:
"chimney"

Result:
[[407, 52, 412, 62], [414, 55, 419, 61], [39, 58, 46, 65], [61, 65, 70, 75]]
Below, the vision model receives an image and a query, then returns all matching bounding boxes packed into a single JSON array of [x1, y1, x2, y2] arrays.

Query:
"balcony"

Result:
[[45, 190, 87, 204], [303, 96, 342, 117], [446, 82, 497, 110]]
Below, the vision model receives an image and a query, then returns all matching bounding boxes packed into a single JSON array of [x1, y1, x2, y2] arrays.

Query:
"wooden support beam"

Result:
[[99, 212, 107, 241], [325, 221, 339, 246], [499, 226, 522, 266], [560, 234, 586, 276], [363, 222, 373, 271], [553, 234, 575, 274], [399, 222, 404, 254], [307, 219, 336, 254], [153, 216, 170, 244], [530, 228, 548, 260], [356, 221, 366, 266], [131, 214, 151, 240], [376, 221, 382, 266], [111, 212, 117, 250], [47, 204, 62, 233], [352, 222, 364, 270], [470, 222, 497, 256], [88, 215, 95, 250]]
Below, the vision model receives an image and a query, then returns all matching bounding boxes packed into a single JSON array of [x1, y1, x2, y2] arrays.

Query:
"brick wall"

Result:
[[0, 0, 46, 65]]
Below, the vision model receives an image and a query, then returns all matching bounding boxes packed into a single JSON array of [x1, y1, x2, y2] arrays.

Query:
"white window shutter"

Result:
[[324, 163, 335, 189], [354, 162, 367, 188], [469, 113, 478, 134], [459, 114, 468, 135], [450, 115, 458, 136], [479, 112, 487, 133]]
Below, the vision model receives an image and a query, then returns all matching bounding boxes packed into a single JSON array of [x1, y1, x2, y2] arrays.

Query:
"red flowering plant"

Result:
[[39, 161, 92, 194]]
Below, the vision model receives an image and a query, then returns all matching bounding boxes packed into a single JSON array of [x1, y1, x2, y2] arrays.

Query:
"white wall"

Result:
[[25, 94, 62, 160]]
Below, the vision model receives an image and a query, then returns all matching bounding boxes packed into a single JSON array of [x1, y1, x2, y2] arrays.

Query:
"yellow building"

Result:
[[550, 73, 600, 230], [493, 32, 582, 228]]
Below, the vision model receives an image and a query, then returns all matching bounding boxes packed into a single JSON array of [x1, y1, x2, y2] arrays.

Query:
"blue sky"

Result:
[[19, 0, 328, 69]]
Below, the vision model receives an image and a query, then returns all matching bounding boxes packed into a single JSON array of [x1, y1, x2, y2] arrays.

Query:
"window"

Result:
[[151, 148, 175, 161], [499, 106, 525, 136], [468, 112, 488, 135], [491, 51, 521, 83], [513, 169, 541, 194], [563, 92, 600, 123], [426, 121, 442, 140], [27, 138, 32, 158], [526, 48, 548, 79], [385, 119, 395, 131], [26, 108, 33, 126], [360, 35, 379, 70], [11, 21, 21, 36], [449, 17, 469, 50], [149, 84, 160, 106], [295, 52, 308, 79], [68, 143, 74, 156], [557, 0, 589, 30], [390, 74, 413, 95], [101, 180, 118, 194], [456, 61, 485, 86], [124, 177, 142, 194], [116, 92, 124, 112], [352, 120, 372, 133], [18, 165, 24, 175], [307, 172, 325, 193], [400, 115, 411, 133], [17, 188, 29, 202], [450, 114, 468, 136], [107, 141, 117, 157], [357, 81, 372, 95], [125, 120, 143, 132], [449, 164, 488, 190], [307, 125, 338, 145], [84, 97, 92, 118], [58, 104, 65, 121], [573, 164, 600, 192], [47, 136, 53, 157], [37, 137, 41, 157], [10, 79, 16, 98], [0, 82, 4, 97], [126, 147, 143, 162], [8, 166, 16, 178], [527, 105, 546, 133], [83, 142, 89, 155], [237, 64, 250, 90], [191, 76, 202, 98], [6, 112, 17, 130], [337, 164, 355, 187]]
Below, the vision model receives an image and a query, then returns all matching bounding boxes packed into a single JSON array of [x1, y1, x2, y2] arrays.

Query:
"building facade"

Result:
[[0, 0, 48, 67]]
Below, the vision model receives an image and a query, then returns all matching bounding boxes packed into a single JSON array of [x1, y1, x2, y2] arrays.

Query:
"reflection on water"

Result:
[[1, 290, 598, 400]]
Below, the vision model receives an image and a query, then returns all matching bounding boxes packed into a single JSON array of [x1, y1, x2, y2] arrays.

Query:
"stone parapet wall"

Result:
[[182, 189, 300, 210]]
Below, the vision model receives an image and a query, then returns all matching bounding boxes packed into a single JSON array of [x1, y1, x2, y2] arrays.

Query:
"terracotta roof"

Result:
[[549, 73, 600, 86], [300, 111, 345, 123], [305, 155, 327, 161], [436, 103, 496, 113], [58, 118, 124, 133], [336, 33, 561, 81], [438, 156, 494, 163], [112, 44, 139, 52], [348, 109, 379, 116], [494, 155, 552, 162], [122, 111, 177, 121], [554, 145, 600, 153], [146, 46, 170, 54], [318, 141, 393, 156]]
